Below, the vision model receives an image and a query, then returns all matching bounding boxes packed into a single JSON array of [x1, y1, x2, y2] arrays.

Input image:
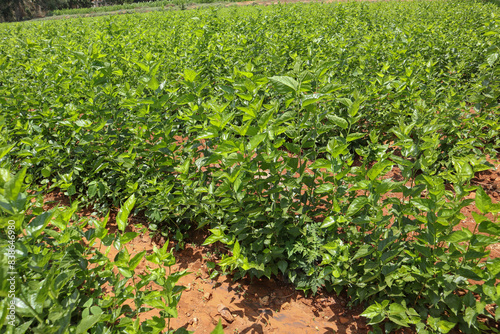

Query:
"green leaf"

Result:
[[141, 316, 166, 332], [348, 99, 361, 117], [116, 194, 136, 232], [75, 313, 102, 334], [346, 196, 369, 217], [41, 167, 51, 178], [309, 159, 331, 169], [389, 314, 409, 327], [148, 76, 159, 90], [484, 31, 498, 36], [481, 281, 496, 299], [12, 319, 33, 333], [320, 216, 336, 229], [278, 260, 288, 274], [487, 53, 498, 66], [361, 303, 382, 319], [367, 160, 393, 181], [120, 232, 139, 244], [478, 220, 500, 236], [389, 303, 406, 315], [196, 128, 219, 140], [471, 212, 487, 225], [26, 211, 55, 239], [210, 319, 224, 334], [5, 167, 27, 202], [453, 159, 473, 183], [388, 303, 410, 327], [134, 61, 149, 73], [184, 68, 198, 82], [0, 144, 15, 160], [75, 119, 92, 128], [444, 229, 473, 243], [444, 294, 461, 316], [329, 115, 348, 130], [346, 133, 364, 142], [486, 258, 500, 277], [327, 139, 350, 158], [353, 244, 374, 260], [0, 298, 8, 328], [475, 187, 491, 214], [411, 198, 433, 212], [87, 182, 97, 198], [437, 320, 456, 333], [269, 76, 298, 94], [491, 203, 500, 213], [115, 247, 130, 265], [361, 300, 388, 324], [176, 93, 197, 105], [67, 184, 76, 196], [233, 241, 241, 258], [202, 234, 224, 246], [315, 183, 334, 194], [248, 133, 266, 150], [464, 306, 477, 328], [117, 267, 133, 278], [457, 268, 484, 281], [129, 251, 146, 271], [302, 93, 326, 107]]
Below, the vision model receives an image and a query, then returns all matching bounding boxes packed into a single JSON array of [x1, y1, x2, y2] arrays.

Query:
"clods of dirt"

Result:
[[472, 156, 500, 202], [160, 241, 370, 334]]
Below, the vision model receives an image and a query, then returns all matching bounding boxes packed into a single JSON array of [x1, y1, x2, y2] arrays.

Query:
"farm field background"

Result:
[[1, 0, 500, 333]]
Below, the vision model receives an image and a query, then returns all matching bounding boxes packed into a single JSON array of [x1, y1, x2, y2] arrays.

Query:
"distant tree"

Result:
[[0, 0, 93, 22], [0, 0, 38, 22], [44, 0, 93, 10]]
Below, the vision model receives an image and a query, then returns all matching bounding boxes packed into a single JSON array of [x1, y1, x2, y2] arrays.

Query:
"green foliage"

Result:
[[48, 0, 172, 16], [0, 168, 191, 333], [0, 1, 499, 332], [44, 0, 93, 11], [172, 0, 188, 10], [210, 319, 224, 334], [46, 0, 243, 17]]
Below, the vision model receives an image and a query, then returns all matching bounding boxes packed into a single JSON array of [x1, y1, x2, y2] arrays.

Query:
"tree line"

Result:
[[0, 0, 155, 22]]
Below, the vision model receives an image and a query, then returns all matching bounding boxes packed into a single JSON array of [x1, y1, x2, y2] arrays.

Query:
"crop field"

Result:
[[1, 0, 500, 333]]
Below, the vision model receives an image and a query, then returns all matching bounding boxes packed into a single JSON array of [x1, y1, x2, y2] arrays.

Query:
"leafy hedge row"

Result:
[[0, 0, 93, 22], [0, 167, 226, 333], [48, 1, 172, 16], [1, 1, 500, 332]]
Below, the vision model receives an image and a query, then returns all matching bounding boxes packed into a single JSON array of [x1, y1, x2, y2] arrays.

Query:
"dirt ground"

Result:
[[157, 233, 370, 334]]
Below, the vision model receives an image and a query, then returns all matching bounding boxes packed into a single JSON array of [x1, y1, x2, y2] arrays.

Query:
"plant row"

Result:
[[0, 167, 225, 333], [1, 1, 500, 332]]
